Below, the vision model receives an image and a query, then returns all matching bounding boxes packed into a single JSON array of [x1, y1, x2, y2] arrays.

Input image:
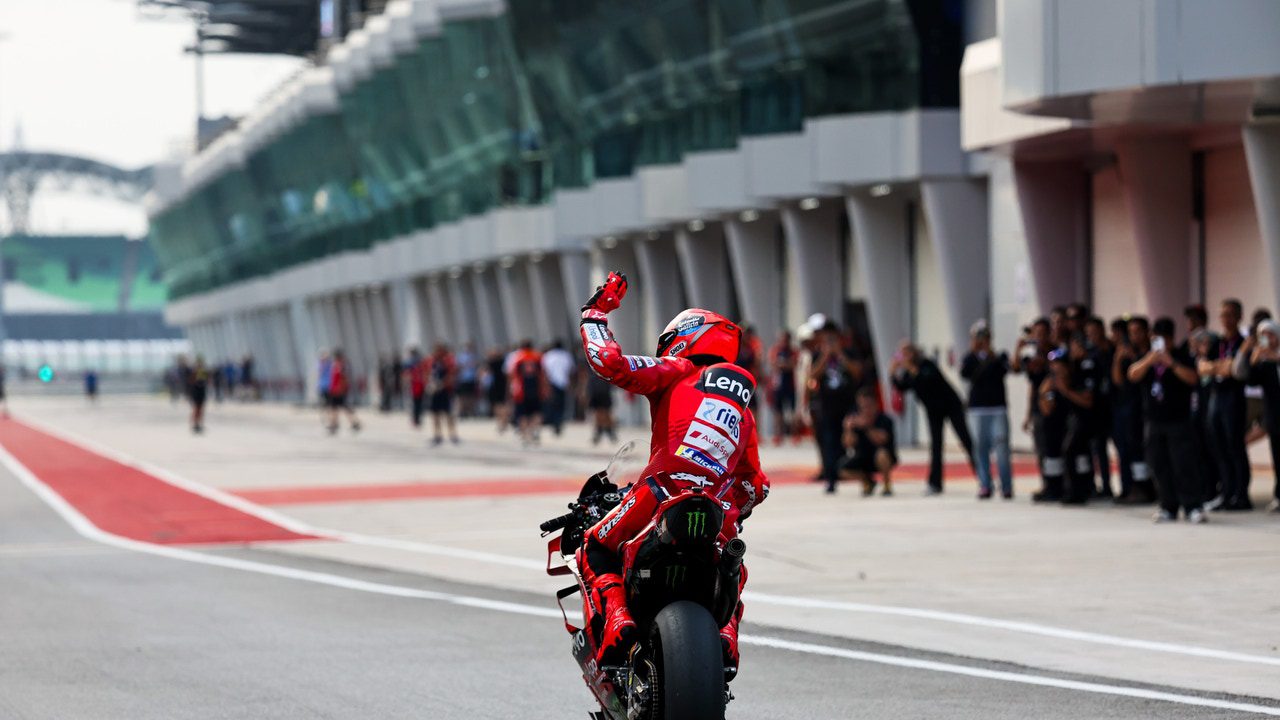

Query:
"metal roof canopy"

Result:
[[139, 0, 321, 56], [0, 152, 155, 235]]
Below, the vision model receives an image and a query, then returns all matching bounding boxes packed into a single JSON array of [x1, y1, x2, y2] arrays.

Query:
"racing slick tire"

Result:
[[650, 601, 726, 720]]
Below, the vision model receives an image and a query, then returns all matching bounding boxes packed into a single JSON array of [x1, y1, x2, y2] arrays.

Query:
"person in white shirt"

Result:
[[541, 339, 575, 436]]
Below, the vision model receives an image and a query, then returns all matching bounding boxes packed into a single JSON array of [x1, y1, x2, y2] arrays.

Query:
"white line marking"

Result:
[[741, 592, 1280, 668], [3, 444, 1279, 717], [14, 415, 544, 570], [0, 443, 560, 618], [742, 636, 1280, 717], [12, 415, 1280, 672]]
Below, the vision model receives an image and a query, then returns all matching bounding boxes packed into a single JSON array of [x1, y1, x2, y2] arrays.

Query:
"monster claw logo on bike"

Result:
[[686, 510, 708, 537], [665, 565, 687, 588]]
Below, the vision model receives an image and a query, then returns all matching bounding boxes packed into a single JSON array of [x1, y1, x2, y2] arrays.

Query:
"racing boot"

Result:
[[590, 574, 637, 666], [720, 602, 742, 682], [720, 564, 748, 681]]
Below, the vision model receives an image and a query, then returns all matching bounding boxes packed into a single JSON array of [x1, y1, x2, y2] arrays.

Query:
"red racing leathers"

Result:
[[577, 310, 768, 673]]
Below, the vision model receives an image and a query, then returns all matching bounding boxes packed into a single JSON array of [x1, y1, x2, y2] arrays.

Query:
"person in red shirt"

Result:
[[508, 340, 547, 446], [404, 347, 429, 429], [577, 272, 768, 680], [325, 349, 361, 434]]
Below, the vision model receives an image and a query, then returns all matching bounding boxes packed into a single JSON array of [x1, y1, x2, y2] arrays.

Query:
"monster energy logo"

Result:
[[686, 510, 708, 536], [665, 565, 687, 587]]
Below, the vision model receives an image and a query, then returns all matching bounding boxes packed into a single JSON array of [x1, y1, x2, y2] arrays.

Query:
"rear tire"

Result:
[[650, 601, 726, 720]]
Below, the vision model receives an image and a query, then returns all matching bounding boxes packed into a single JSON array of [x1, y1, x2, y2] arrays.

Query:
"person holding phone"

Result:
[[1128, 317, 1205, 523], [1037, 340, 1095, 504], [810, 321, 862, 492], [1235, 318, 1280, 512], [1199, 300, 1250, 511], [1113, 317, 1157, 504]]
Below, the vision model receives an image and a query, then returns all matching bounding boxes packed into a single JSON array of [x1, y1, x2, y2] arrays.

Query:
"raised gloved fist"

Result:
[[581, 271, 629, 314]]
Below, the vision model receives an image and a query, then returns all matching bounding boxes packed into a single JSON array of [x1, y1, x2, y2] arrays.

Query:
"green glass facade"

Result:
[[151, 0, 962, 299]]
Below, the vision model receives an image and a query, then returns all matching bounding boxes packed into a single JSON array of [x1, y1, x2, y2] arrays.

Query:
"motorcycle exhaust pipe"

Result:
[[721, 538, 746, 572]]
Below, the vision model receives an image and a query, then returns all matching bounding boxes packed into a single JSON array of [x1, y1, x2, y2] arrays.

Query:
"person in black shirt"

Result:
[[187, 356, 210, 434], [1037, 343, 1094, 504], [810, 322, 864, 493], [892, 341, 974, 495], [1234, 318, 1280, 513], [1199, 299, 1251, 511], [1112, 317, 1158, 504], [1187, 329, 1222, 503], [1128, 317, 1205, 523], [842, 387, 898, 496], [768, 330, 799, 444], [1083, 317, 1115, 497], [960, 321, 1013, 500], [1012, 318, 1051, 498]]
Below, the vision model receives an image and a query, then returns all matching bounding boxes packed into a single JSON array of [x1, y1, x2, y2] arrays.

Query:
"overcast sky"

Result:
[[0, 0, 306, 235]]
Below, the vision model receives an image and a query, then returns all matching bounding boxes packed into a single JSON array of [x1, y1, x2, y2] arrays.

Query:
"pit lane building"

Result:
[[149, 0, 1280, 433]]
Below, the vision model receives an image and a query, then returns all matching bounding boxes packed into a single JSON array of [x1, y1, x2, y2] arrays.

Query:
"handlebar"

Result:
[[540, 511, 578, 534]]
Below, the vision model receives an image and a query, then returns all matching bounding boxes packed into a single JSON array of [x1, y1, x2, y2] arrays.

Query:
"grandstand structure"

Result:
[[148, 0, 1280, 432], [0, 151, 183, 379]]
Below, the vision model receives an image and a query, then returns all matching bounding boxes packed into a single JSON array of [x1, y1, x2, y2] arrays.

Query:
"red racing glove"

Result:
[[581, 271, 628, 321]]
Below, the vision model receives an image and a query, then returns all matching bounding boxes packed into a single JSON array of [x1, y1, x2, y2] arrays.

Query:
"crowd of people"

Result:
[[171, 298, 1280, 524], [319, 339, 605, 447], [768, 300, 1279, 523]]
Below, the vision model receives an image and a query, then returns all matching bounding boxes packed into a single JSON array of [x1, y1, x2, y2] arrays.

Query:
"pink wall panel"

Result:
[[1091, 166, 1147, 319], [1204, 145, 1270, 316]]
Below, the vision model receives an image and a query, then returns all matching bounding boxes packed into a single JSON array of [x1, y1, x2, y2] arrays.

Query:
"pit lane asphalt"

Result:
[[0, 466, 1272, 720]]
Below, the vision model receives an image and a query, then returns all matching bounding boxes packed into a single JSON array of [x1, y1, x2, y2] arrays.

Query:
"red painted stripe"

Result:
[[231, 459, 1043, 506], [0, 419, 317, 545]]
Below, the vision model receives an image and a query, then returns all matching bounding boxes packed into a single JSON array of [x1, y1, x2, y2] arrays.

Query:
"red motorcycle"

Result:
[[540, 445, 745, 720]]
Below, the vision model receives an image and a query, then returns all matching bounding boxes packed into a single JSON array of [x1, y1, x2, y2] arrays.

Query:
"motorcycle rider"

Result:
[[576, 271, 769, 680]]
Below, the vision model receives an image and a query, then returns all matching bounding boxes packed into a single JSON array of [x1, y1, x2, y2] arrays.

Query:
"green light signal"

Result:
[[38, 365, 54, 383]]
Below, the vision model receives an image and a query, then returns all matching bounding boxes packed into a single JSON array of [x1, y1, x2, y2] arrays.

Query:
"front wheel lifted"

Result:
[[648, 601, 727, 720]]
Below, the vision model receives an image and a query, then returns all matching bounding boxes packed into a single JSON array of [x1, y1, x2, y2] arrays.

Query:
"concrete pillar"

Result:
[[597, 241, 645, 355], [527, 256, 570, 343], [922, 178, 991, 357], [319, 296, 343, 354], [307, 298, 331, 354], [675, 224, 735, 316], [412, 279, 437, 349], [1116, 136, 1194, 322], [389, 277, 424, 352], [444, 273, 476, 347], [466, 266, 507, 350], [497, 260, 539, 344], [1244, 122, 1280, 311], [559, 249, 592, 331], [633, 233, 687, 342], [248, 311, 274, 382], [289, 297, 318, 400], [424, 275, 454, 349], [1013, 159, 1089, 312], [351, 290, 383, 395], [224, 314, 246, 359], [334, 293, 362, 368], [724, 212, 785, 346], [366, 286, 396, 359], [848, 192, 913, 399], [780, 200, 844, 320]]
